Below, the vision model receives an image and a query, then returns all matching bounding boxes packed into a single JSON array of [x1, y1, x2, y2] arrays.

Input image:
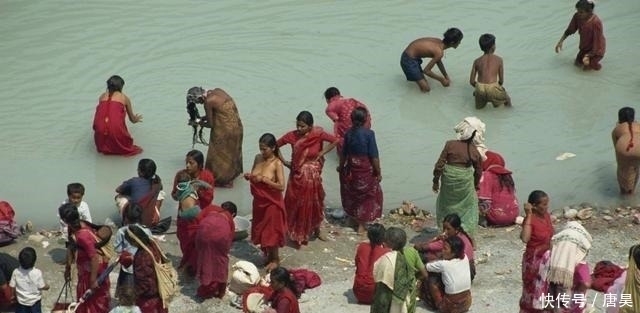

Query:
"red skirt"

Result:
[[340, 156, 383, 223], [284, 161, 325, 244]]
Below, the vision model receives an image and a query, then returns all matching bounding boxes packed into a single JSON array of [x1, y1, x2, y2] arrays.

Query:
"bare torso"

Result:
[[99, 91, 127, 104], [613, 122, 640, 158], [251, 154, 282, 184], [473, 54, 503, 84], [404, 37, 444, 59]]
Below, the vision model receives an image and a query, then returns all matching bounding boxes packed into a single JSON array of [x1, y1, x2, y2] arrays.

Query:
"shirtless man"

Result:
[[469, 34, 512, 109], [400, 28, 463, 93]]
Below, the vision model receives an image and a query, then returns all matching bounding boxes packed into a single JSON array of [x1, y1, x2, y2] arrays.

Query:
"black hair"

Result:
[[385, 227, 407, 252], [259, 133, 279, 156], [498, 174, 516, 193], [221, 201, 238, 217], [67, 183, 85, 196], [123, 203, 143, 225], [443, 28, 463, 46], [138, 158, 161, 186], [350, 107, 368, 128], [125, 224, 152, 247], [367, 223, 386, 245], [270, 267, 301, 298], [575, 0, 594, 12], [479, 34, 496, 53], [116, 285, 137, 306], [18, 247, 37, 269], [186, 150, 205, 169], [619, 107, 635, 124], [107, 75, 125, 94], [444, 236, 465, 259], [630, 245, 640, 267], [527, 190, 548, 205], [443, 213, 474, 248], [59, 203, 81, 230], [324, 87, 341, 101], [296, 111, 314, 127], [187, 86, 206, 104]]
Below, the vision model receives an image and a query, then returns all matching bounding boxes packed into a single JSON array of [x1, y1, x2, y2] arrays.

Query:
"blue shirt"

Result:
[[117, 177, 151, 203], [343, 127, 379, 158]]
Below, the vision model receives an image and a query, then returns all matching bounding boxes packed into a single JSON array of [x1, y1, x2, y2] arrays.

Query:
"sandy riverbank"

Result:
[[1, 202, 639, 313]]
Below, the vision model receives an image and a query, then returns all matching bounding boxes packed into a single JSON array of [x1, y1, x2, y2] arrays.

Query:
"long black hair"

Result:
[[270, 267, 301, 298]]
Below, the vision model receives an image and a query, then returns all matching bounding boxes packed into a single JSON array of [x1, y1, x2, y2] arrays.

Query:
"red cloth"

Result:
[[519, 212, 553, 313], [269, 287, 301, 313], [591, 261, 624, 293], [277, 128, 338, 244], [478, 171, 518, 226], [340, 156, 383, 223], [290, 268, 322, 294], [564, 13, 606, 70], [195, 205, 234, 299], [133, 241, 168, 313], [353, 242, 390, 304], [325, 96, 371, 154], [92, 97, 142, 156], [138, 183, 162, 227], [419, 233, 475, 261], [74, 227, 110, 313], [250, 182, 287, 249]]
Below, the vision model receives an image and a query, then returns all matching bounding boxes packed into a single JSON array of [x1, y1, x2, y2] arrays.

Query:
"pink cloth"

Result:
[[424, 233, 475, 261], [325, 96, 371, 153], [478, 171, 519, 226], [561, 262, 591, 313], [195, 205, 234, 299]]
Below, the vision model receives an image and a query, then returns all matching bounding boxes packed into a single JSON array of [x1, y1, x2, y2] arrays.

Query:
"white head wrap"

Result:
[[454, 117, 487, 159]]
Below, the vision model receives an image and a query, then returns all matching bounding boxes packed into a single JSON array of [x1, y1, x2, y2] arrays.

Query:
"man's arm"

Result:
[[498, 59, 504, 86], [469, 61, 478, 87]]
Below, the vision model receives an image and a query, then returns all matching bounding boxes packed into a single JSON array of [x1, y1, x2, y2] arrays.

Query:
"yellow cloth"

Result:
[[621, 245, 640, 313], [373, 251, 410, 313], [474, 82, 509, 108]]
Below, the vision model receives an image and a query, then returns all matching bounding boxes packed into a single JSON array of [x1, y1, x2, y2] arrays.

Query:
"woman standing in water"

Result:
[[277, 111, 339, 247], [186, 87, 243, 187], [612, 107, 640, 195], [93, 75, 143, 156]]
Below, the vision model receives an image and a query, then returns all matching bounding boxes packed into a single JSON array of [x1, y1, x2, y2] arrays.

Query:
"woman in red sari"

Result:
[[244, 133, 287, 272], [338, 107, 383, 235], [477, 151, 519, 226], [519, 190, 554, 313], [92, 75, 143, 156], [194, 201, 236, 300], [277, 111, 339, 246], [352, 223, 389, 304], [61, 204, 110, 313], [171, 149, 215, 275], [125, 224, 168, 313], [323, 87, 372, 155]]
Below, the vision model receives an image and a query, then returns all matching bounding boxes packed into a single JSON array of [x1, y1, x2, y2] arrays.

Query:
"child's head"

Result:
[[443, 236, 465, 260], [384, 227, 407, 251], [221, 201, 238, 217], [18, 247, 37, 269], [259, 133, 279, 159], [175, 169, 191, 184], [527, 190, 550, 214], [116, 286, 137, 306], [66, 183, 85, 207], [138, 158, 157, 180], [479, 34, 496, 53], [269, 266, 300, 298], [122, 203, 143, 225], [575, 0, 594, 13], [367, 223, 386, 245], [350, 107, 368, 128], [618, 107, 635, 124], [443, 28, 463, 48], [323, 87, 341, 102], [107, 75, 125, 93]]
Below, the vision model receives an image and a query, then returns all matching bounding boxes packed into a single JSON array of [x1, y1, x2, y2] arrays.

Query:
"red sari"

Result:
[[250, 182, 287, 249], [73, 227, 110, 313], [173, 169, 214, 271], [133, 240, 168, 313], [353, 242, 390, 304], [195, 205, 234, 299], [268, 287, 301, 313], [519, 212, 554, 313], [325, 96, 371, 154], [92, 96, 142, 156], [277, 127, 338, 245]]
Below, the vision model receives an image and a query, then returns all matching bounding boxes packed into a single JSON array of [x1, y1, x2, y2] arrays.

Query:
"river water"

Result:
[[1, 0, 638, 227]]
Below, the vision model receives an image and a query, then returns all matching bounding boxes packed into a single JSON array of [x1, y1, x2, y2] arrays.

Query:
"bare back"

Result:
[[99, 91, 127, 104], [613, 122, 640, 158], [472, 54, 503, 84], [404, 37, 444, 60]]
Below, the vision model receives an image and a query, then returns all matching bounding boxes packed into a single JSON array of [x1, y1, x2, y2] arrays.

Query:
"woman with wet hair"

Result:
[[93, 75, 143, 156], [612, 107, 640, 195]]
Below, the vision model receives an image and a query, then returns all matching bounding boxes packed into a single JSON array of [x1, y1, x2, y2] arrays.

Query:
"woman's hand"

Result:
[[432, 182, 439, 193], [376, 175, 382, 182], [555, 42, 563, 53], [524, 203, 533, 216], [133, 113, 143, 123], [90, 280, 99, 290]]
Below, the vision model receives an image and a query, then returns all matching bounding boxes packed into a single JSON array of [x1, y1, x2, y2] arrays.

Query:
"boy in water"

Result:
[[555, 0, 605, 71], [469, 34, 512, 109], [400, 28, 463, 93]]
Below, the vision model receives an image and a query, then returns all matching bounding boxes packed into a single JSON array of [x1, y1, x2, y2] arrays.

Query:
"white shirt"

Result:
[[9, 267, 46, 306], [425, 256, 471, 294], [59, 199, 93, 233]]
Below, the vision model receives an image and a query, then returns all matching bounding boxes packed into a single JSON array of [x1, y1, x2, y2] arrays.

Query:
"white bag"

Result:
[[228, 260, 260, 295]]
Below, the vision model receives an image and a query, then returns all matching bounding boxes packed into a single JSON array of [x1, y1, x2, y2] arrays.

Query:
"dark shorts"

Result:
[[400, 51, 425, 81]]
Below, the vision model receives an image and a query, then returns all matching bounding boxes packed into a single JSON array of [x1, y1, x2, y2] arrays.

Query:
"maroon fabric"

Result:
[[289, 268, 322, 296], [73, 227, 110, 313], [590, 261, 624, 293], [195, 205, 234, 299], [242, 285, 274, 313], [269, 287, 301, 313], [340, 155, 383, 223], [250, 182, 287, 249], [353, 242, 390, 304], [92, 97, 142, 156], [133, 240, 167, 313]]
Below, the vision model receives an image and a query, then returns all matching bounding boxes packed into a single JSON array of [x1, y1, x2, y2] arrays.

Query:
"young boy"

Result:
[[469, 34, 512, 109], [400, 28, 463, 93], [113, 203, 152, 295], [9, 247, 49, 313], [555, 0, 605, 71], [59, 183, 93, 233]]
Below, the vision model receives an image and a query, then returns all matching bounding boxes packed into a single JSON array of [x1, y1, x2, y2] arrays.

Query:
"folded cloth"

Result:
[[548, 221, 593, 288], [591, 260, 625, 292], [454, 117, 487, 159]]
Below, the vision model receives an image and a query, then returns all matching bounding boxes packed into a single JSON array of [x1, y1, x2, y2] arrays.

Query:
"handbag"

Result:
[[51, 280, 72, 313], [127, 228, 178, 309]]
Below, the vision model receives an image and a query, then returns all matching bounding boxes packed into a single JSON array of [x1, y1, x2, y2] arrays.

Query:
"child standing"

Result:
[[555, 0, 606, 70], [9, 247, 49, 313], [59, 183, 93, 233], [400, 28, 463, 93], [469, 33, 512, 109], [113, 203, 152, 296], [109, 286, 142, 313]]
